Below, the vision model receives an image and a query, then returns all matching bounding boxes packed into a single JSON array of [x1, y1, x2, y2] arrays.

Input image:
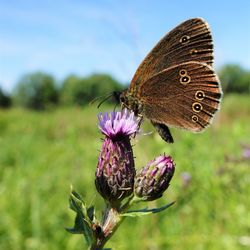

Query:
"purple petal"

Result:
[[97, 109, 140, 138]]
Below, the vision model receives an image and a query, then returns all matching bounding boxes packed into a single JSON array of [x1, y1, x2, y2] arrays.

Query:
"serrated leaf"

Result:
[[66, 213, 86, 234], [69, 191, 88, 220], [66, 213, 93, 246], [67, 189, 94, 246], [71, 189, 84, 201], [121, 201, 175, 217]]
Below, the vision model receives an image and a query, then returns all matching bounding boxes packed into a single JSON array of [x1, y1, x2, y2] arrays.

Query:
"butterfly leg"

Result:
[[151, 122, 174, 143]]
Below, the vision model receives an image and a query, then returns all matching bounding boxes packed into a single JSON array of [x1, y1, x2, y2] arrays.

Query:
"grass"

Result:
[[0, 94, 249, 250]]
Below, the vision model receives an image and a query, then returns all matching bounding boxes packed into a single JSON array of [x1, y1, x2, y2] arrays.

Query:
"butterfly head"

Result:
[[113, 90, 142, 116]]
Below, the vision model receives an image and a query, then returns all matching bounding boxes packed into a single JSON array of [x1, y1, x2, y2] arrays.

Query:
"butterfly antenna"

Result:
[[97, 93, 114, 109], [89, 95, 104, 106], [89, 93, 113, 108]]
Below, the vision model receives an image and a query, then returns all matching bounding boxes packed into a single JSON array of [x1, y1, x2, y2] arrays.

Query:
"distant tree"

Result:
[[219, 64, 250, 93], [14, 72, 58, 110], [0, 88, 11, 108], [60, 75, 82, 105], [60, 73, 124, 106]]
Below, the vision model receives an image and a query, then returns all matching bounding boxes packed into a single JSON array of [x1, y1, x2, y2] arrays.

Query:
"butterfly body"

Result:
[[119, 18, 222, 143]]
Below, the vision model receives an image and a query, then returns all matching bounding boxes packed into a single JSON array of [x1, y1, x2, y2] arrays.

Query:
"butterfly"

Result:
[[116, 18, 222, 143]]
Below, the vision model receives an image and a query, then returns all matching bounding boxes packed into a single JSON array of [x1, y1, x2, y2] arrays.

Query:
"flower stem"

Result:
[[90, 206, 125, 249]]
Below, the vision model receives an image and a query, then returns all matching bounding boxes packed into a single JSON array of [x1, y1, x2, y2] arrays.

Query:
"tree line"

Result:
[[0, 73, 124, 110], [0, 64, 249, 110]]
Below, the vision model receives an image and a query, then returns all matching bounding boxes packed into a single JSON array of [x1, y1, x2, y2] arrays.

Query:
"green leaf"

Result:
[[70, 190, 87, 212], [69, 190, 88, 218], [121, 201, 175, 217], [66, 214, 93, 246], [65, 213, 87, 234], [67, 189, 94, 246], [71, 189, 84, 202], [87, 206, 95, 221]]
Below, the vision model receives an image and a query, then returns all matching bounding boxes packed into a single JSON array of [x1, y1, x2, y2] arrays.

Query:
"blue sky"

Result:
[[1, 0, 250, 92]]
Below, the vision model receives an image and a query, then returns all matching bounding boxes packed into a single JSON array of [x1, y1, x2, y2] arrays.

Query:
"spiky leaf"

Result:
[[121, 201, 175, 217]]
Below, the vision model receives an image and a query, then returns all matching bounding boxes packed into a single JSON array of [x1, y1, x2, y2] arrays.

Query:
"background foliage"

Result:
[[60, 73, 123, 106], [219, 64, 250, 93], [0, 88, 11, 108], [13, 72, 58, 110]]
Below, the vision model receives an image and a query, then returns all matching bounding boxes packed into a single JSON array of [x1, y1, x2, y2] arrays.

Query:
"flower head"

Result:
[[98, 109, 140, 139], [180, 172, 192, 188], [95, 109, 138, 207], [134, 155, 175, 201]]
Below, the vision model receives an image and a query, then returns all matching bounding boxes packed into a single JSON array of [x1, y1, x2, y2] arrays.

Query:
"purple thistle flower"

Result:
[[95, 109, 139, 207], [98, 108, 140, 139], [134, 155, 175, 201], [242, 147, 250, 160], [180, 172, 192, 188]]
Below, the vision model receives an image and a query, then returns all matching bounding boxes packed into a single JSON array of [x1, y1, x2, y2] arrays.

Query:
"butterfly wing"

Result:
[[138, 61, 222, 132], [130, 18, 213, 92]]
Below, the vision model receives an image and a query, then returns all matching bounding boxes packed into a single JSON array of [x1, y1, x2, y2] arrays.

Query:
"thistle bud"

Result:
[[134, 155, 175, 201], [95, 109, 140, 207]]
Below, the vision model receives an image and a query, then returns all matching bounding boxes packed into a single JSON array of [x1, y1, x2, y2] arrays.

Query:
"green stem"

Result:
[[89, 195, 141, 249], [90, 206, 125, 249]]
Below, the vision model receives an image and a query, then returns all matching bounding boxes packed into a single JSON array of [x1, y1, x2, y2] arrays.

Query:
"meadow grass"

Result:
[[0, 94, 249, 250]]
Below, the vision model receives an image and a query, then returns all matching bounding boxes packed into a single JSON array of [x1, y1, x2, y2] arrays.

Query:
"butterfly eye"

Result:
[[191, 115, 199, 122], [179, 69, 187, 76], [180, 35, 190, 44], [192, 102, 203, 113], [190, 49, 198, 57], [195, 90, 205, 100], [180, 75, 191, 85]]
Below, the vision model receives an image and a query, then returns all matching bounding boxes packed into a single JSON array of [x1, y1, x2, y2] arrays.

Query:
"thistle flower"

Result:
[[180, 172, 192, 188], [98, 109, 140, 139], [95, 109, 140, 207], [134, 155, 175, 201]]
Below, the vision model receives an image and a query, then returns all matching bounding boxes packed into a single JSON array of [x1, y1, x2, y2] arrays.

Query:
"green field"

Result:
[[0, 94, 249, 250]]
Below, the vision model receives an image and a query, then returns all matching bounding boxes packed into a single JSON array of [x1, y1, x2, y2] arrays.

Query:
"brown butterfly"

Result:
[[115, 18, 222, 143]]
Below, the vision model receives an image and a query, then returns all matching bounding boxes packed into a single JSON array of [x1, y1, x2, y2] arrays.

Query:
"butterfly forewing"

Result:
[[130, 18, 213, 91], [138, 62, 222, 132]]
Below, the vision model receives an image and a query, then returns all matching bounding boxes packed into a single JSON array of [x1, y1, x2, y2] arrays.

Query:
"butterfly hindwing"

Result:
[[139, 61, 222, 132]]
